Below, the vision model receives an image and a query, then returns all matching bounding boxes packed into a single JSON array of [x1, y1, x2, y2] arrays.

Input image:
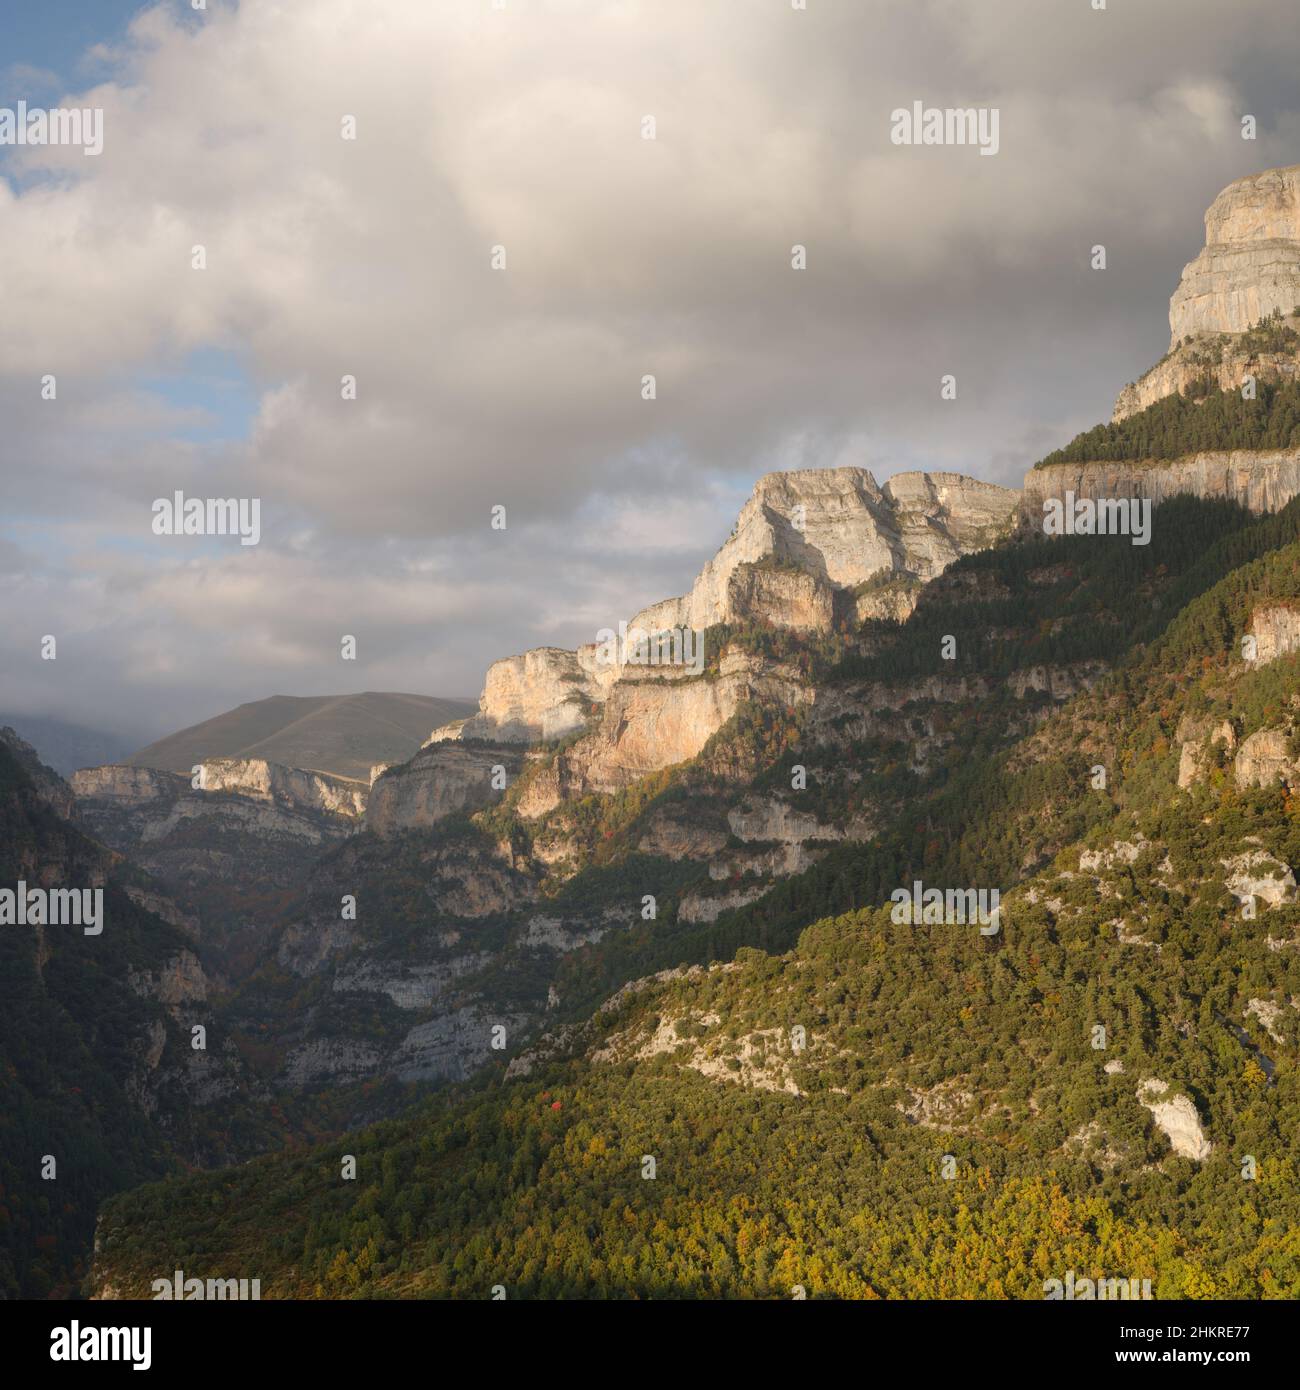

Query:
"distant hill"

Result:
[[0, 713, 137, 778], [126, 692, 476, 781]]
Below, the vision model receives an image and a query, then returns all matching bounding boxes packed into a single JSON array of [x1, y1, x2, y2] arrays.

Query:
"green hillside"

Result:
[[1034, 378, 1300, 470], [90, 497, 1300, 1299]]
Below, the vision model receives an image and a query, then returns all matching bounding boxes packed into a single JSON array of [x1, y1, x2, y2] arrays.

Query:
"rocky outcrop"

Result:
[[630, 468, 1020, 636], [1234, 728, 1297, 789], [366, 742, 525, 836], [725, 563, 836, 633], [1249, 603, 1300, 664], [1, 727, 78, 816], [433, 468, 1020, 749], [1114, 330, 1300, 420], [678, 884, 770, 923], [1138, 1078, 1212, 1161], [707, 841, 823, 881], [1111, 166, 1300, 419], [391, 1006, 535, 1083], [636, 807, 730, 860], [1168, 165, 1300, 346], [196, 758, 366, 816], [513, 649, 812, 812], [1221, 849, 1296, 909], [70, 763, 185, 806], [727, 796, 845, 844], [74, 757, 365, 818], [1176, 717, 1236, 789], [441, 647, 610, 744], [1023, 450, 1300, 522], [1245, 997, 1288, 1044], [127, 948, 208, 1010]]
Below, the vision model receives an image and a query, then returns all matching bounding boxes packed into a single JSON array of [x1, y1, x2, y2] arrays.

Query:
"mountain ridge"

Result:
[[126, 691, 474, 782]]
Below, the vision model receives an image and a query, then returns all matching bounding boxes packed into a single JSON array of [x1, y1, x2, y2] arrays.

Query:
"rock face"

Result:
[[1112, 166, 1300, 419], [1138, 1079, 1212, 1161], [73, 758, 366, 819], [1249, 604, 1300, 664], [1234, 728, 1297, 789], [366, 742, 524, 837], [626, 468, 1018, 639], [1113, 330, 1300, 420], [195, 758, 366, 817], [725, 564, 836, 633], [1221, 850, 1296, 910], [1023, 451, 1300, 521], [443, 647, 609, 744], [1168, 165, 1300, 346], [69, 762, 183, 806], [1176, 717, 1236, 789], [433, 467, 1019, 754], [727, 796, 842, 844], [72, 757, 366, 977]]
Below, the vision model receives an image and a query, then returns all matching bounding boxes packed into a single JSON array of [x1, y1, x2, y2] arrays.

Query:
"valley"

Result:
[[12, 160, 1300, 1304]]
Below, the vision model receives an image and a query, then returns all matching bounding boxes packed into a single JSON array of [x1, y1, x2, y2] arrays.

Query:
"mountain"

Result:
[[70, 760, 369, 981], [191, 470, 1026, 1095], [1115, 164, 1300, 421], [430, 469, 1019, 752], [0, 729, 254, 1298], [88, 495, 1300, 1299], [79, 160, 1300, 1301], [0, 714, 136, 779], [125, 692, 475, 782]]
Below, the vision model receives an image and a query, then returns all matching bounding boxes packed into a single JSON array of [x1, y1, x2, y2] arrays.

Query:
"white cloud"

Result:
[[3, 0, 1300, 738]]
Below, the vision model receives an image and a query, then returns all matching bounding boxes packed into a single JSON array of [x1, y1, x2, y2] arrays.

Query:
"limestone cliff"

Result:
[[72, 757, 365, 817], [1169, 164, 1300, 344], [195, 757, 366, 817], [431, 468, 1020, 762], [627, 468, 1020, 637], [72, 756, 366, 979], [1249, 602, 1300, 663], [1023, 449, 1300, 521], [367, 742, 525, 837], [1113, 326, 1300, 421], [1115, 164, 1300, 420]]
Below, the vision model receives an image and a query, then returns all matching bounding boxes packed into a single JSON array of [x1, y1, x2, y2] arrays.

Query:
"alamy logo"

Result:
[[50, 1322, 150, 1370], [890, 880, 1001, 934], [1044, 1270, 1154, 1301], [1042, 492, 1151, 546], [890, 102, 1000, 156], [152, 491, 261, 546], [594, 621, 704, 676], [152, 1269, 261, 1300], [0, 102, 103, 156], [1, 883, 102, 935]]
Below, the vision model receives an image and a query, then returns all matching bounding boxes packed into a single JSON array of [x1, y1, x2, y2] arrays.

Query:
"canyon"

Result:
[[46, 160, 1300, 1198]]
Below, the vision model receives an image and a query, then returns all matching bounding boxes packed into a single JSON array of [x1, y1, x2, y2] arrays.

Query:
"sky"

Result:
[[3, 0, 1300, 747]]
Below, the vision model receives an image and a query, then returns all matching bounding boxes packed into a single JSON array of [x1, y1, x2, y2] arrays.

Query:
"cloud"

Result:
[[3, 0, 1300, 737]]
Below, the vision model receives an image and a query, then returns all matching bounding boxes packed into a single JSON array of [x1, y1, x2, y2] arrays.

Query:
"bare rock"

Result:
[[1234, 728, 1297, 789], [365, 742, 522, 836], [1137, 1078, 1212, 1161], [1169, 164, 1300, 344], [1249, 603, 1300, 664]]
